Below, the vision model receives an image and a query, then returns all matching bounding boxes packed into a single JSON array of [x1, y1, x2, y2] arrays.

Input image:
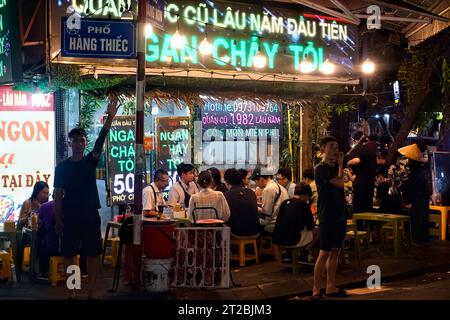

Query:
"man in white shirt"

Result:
[[251, 169, 288, 233], [276, 168, 296, 198], [168, 163, 199, 208], [143, 169, 170, 217]]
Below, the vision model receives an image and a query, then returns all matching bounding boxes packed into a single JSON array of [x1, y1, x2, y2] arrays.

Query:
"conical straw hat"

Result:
[[398, 143, 423, 162]]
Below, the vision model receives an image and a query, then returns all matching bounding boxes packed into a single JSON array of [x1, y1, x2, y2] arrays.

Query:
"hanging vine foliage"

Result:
[[13, 64, 129, 93]]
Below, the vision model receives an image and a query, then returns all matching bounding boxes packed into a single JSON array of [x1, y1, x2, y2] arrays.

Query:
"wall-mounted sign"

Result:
[[51, 0, 358, 79], [0, 1, 23, 84], [106, 115, 136, 206], [0, 87, 55, 223], [393, 80, 400, 106], [61, 17, 136, 59], [147, 0, 165, 31], [198, 99, 281, 169], [156, 116, 191, 194]]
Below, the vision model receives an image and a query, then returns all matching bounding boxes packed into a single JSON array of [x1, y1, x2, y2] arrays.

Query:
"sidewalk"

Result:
[[1, 240, 449, 300]]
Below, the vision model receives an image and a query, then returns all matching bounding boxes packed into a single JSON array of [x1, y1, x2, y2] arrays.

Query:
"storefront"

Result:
[[49, 0, 360, 206]]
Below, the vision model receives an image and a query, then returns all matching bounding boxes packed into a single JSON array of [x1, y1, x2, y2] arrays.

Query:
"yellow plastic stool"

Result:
[[0, 251, 13, 282], [22, 246, 31, 271], [111, 237, 120, 268], [49, 256, 80, 287], [230, 237, 259, 267]]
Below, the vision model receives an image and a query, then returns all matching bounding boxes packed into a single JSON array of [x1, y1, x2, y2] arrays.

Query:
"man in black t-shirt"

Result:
[[312, 136, 349, 299], [54, 94, 118, 300], [347, 132, 376, 213]]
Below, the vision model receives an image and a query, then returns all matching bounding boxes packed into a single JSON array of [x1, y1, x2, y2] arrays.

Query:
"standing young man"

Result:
[[168, 163, 199, 208], [54, 94, 118, 300], [312, 136, 350, 299]]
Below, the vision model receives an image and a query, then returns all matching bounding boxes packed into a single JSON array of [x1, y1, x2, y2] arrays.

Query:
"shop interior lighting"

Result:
[[321, 59, 335, 75], [145, 24, 154, 38], [199, 24, 213, 55], [171, 16, 186, 49], [253, 37, 266, 69], [362, 58, 375, 74], [253, 50, 267, 69], [299, 54, 314, 73]]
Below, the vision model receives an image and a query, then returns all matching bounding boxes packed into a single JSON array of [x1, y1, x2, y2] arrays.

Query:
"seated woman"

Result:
[[187, 171, 231, 223], [223, 168, 261, 238], [208, 167, 228, 194], [17, 181, 50, 230], [272, 182, 319, 261]]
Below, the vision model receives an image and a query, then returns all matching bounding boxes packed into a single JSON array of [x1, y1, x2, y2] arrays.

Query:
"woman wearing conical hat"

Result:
[[399, 142, 431, 247]]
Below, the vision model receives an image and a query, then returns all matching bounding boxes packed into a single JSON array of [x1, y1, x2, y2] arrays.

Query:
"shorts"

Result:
[[62, 211, 102, 257], [319, 221, 346, 252]]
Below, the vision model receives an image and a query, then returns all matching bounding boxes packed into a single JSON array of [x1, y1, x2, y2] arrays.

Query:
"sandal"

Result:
[[311, 293, 325, 300], [325, 288, 350, 298]]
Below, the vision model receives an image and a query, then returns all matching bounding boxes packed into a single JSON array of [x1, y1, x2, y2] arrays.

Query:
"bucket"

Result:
[[142, 258, 172, 292], [142, 218, 176, 259]]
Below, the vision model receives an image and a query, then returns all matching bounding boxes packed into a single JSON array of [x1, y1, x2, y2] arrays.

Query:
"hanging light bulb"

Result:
[[321, 59, 335, 75], [199, 36, 212, 55], [299, 55, 314, 73], [362, 58, 375, 74], [145, 24, 153, 38], [253, 50, 267, 69], [171, 29, 186, 49]]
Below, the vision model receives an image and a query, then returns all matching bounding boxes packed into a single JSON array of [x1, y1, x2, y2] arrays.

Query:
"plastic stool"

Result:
[[346, 230, 370, 258], [0, 251, 13, 282], [111, 237, 120, 268], [279, 246, 314, 274], [258, 235, 280, 261], [22, 246, 31, 271], [230, 237, 259, 267], [49, 256, 80, 287]]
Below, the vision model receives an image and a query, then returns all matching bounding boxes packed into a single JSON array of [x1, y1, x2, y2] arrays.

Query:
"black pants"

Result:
[[37, 238, 59, 273], [410, 200, 430, 244], [352, 183, 374, 213]]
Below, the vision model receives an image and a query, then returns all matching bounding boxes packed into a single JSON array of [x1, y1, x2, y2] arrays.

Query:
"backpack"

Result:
[[119, 215, 134, 245]]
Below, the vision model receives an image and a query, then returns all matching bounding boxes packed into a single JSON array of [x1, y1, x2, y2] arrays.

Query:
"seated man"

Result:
[[37, 199, 59, 280], [224, 168, 261, 237], [142, 169, 170, 217], [272, 183, 320, 261]]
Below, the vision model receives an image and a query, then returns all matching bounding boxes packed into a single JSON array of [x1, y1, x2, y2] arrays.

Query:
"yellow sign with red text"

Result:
[[0, 87, 55, 223]]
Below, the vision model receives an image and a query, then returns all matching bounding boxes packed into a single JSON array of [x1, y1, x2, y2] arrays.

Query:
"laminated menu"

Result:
[[170, 227, 230, 288]]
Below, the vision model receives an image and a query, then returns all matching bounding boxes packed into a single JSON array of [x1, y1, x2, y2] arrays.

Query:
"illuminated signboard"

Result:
[[156, 116, 191, 193], [106, 115, 135, 206], [0, 1, 23, 84], [200, 99, 281, 167], [51, 0, 358, 77], [0, 87, 55, 223]]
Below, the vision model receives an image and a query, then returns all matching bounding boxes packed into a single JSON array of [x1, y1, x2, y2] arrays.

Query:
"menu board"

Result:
[[200, 99, 281, 169], [170, 227, 230, 288], [201, 100, 281, 138], [156, 117, 191, 193], [106, 115, 135, 206], [0, 87, 55, 222]]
